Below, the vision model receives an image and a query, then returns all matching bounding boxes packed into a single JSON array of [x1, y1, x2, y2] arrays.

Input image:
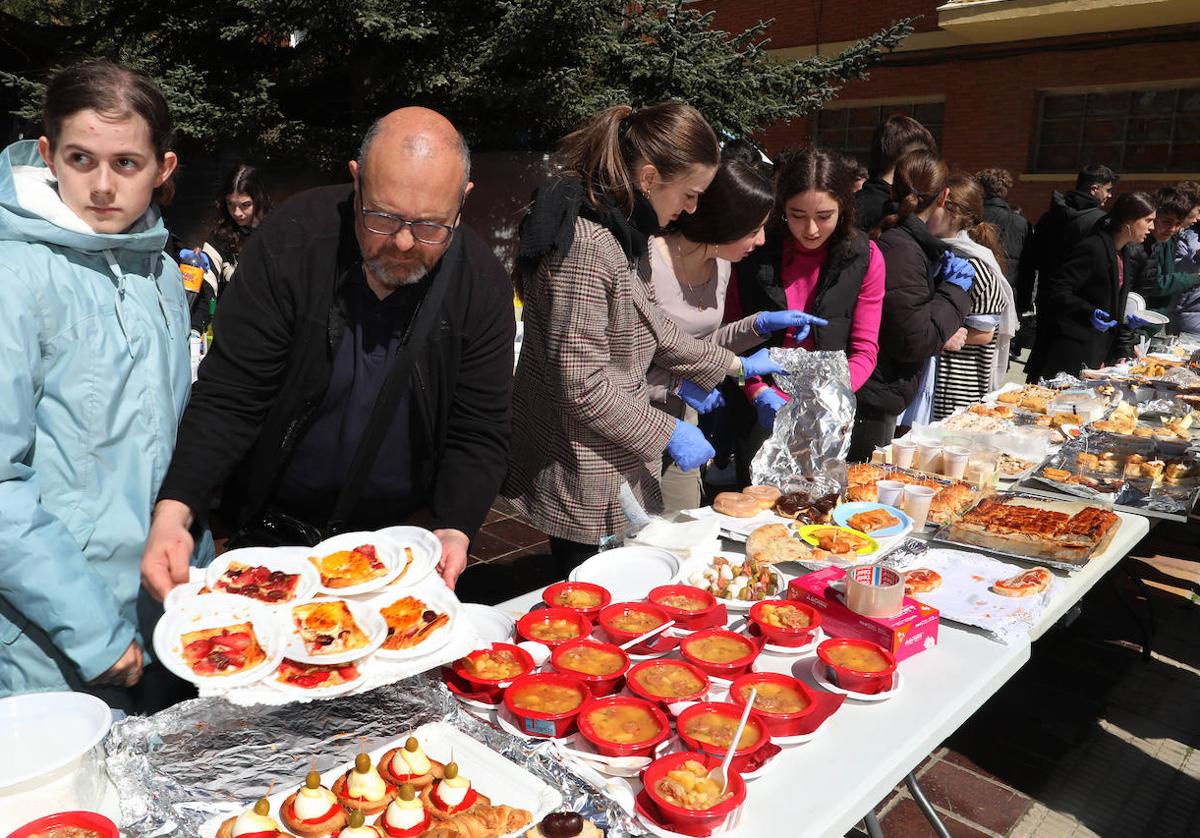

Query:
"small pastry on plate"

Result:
[[380, 735, 445, 789], [217, 797, 291, 838], [335, 810, 385, 838], [742, 485, 781, 511], [526, 811, 605, 838], [282, 770, 347, 837], [712, 491, 759, 518], [422, 761, 489, 819], [333, 752, 396, 816], [375, 783, 431, 838]]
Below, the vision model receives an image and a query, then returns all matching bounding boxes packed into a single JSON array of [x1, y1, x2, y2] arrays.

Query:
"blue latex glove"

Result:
[[937, 251, 975, 293], [738, 348, 786, 379], [678, 380, 725, 414], [754, 310, 830, 342], [179, 248, 212, 271], [753, 388, 788, 431], [1126, 313, 1156, 331], [665, 419, 715, 472], [1091, 309, 1118, 332]]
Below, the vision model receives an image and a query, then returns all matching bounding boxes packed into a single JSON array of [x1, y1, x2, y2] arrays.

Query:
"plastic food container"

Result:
[[674, 702, 772, 774], [597, 602, 670, 653], [446, 642, 535, 703], [502, 672, 589, 738], [550, 638, 630, 697], [541, 581, 612, 619], [576, 695, 670, 758], [624, 659, 711, 709], [748, 599, 821, 647], [728, 672, 821, 737], [7, 811, 120, 838], [816, 637, 898, 695], [641, 751, 747, 835], [647, 584, 720, 629], [515, 607, 593, 649], [679, 628, 759, 679]]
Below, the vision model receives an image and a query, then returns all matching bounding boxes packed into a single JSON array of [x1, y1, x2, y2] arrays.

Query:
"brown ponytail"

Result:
[[944, 173, 1006, 273], [877, 149, 949, 235]]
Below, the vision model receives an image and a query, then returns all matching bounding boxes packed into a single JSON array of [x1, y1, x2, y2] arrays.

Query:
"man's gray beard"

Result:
[[365, 257, 427, 289]]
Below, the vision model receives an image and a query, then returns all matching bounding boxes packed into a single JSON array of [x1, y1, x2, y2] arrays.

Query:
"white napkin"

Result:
[[626, 517, 723, 558]]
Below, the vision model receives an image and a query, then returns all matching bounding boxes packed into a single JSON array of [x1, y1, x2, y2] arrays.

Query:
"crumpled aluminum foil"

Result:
[[751, 348, 854, 496], [1041, 373, 1088, 389], [104, 673, 638, 837], [1140, 398, 1191, 418]]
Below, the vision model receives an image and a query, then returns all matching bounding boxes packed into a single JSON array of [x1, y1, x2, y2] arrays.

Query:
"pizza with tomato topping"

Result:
[[903, 568, 943, 595], [379, 595, 450, 651], [213, 561, 302, 603], [293, 600, 370, 656], [308, 544, 387, 588], [180, 622, 266, 677], [992, 567, 1053, 598], [275, 658, 362, 689]]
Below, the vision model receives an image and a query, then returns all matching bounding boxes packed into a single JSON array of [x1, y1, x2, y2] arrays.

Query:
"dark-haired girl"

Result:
[[503, 104, 784, 568], [200, 163, 272, 295], [1027, 192, 1156, 380], [0, 59, 203, 700]]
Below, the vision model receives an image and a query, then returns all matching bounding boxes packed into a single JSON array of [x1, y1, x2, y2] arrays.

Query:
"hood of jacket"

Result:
[[1051, 189, 1101, 220]]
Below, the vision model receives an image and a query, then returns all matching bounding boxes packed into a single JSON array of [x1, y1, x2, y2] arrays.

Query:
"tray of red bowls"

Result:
[[597, 601, 671, 654], [678, 628, 759, 680], [577, 695, 671, 758], [8, 811, 120, 838], [624, 659, 711, 710], [516, 607, 593, 649], [444, 642, 535, 703], [748, 599, 821, 647], [728, 672, 821, 737], [640, 751, 747, 835], [815, 637, 897, 696], [647, 584, 720, 629], [542, 580, 612, 619], [675, 701, 772, 775], [502, 672, 589, 738], [550, 638, 630, 697]]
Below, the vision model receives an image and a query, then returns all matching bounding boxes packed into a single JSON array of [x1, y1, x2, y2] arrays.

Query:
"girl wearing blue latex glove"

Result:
[[1090, 308, 1117, 332], [666, 419, 715, 471], [937, 250, 976, 292], [677, 380, 725, 414], [738, 347, 786, 379], [753, 310, 829, 342], [753, 388, 787, 430]]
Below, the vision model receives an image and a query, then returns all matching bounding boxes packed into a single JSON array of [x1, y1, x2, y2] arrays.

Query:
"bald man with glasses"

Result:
[[142, 108, 514, 599]]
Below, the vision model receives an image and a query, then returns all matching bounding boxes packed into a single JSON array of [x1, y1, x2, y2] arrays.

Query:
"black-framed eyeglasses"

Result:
[[358, 195, 461, 245]]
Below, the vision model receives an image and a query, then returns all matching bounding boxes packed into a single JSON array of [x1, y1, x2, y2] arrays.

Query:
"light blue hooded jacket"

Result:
[[0, 140, 193, 694]]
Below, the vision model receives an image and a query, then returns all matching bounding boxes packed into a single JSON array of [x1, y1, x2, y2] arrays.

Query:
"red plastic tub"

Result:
[[678, 628, 759, 679], [647, 584, 720, 628], [748, 599, 821, 647], [445, 642, 534, 703], [597, 602, 671, 654], [674, 701, 772, 774], [8, 811, 120, 838], [641, 751, 747, 835], [816, 637, 898, 696], [550, 638, 630, 697], [728, 672, 821, 737], [577, 695, 670, 758], [516, 607, 593, 649], [542, 581, 612, 619], [502, 672, 589, 738], [624, 659, 710, 709]]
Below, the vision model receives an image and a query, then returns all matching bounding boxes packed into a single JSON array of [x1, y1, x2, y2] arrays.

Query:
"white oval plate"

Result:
[[364, 582, 462, 661], [373, 525, 442, 588], [672, 556, 787, 611], [267, 653, 374, 699], [304, 531, 411, 597], [203, 546, 319, 605], [153, 594, 286, 689], [809, 658, 902, 702], [460, 603, 516, 645], [569, 547, 680, 601], [284, 597, 388, 665]]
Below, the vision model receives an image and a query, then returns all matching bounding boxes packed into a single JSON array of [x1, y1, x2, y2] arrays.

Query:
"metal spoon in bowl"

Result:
[[618, 619, 676, 651], [708, 686, 756, 795]]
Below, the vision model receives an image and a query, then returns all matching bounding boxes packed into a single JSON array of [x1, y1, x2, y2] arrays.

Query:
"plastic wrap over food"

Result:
[[751, 348, 854, 496], [104, 673, 638, 837]]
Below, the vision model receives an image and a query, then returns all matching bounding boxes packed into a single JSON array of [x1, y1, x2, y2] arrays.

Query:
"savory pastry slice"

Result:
[[847, 463, 886, 486], [375, 782, 431, 838], [421, 761, 490, 820], [379, 596, 450, 651], [217, 797, 290, 838], [282, 771, 347, 837], [380, 735, 445, 788], [309, 544, 388, 588], [426, 805, 533, 837], [847, 508, 901, 533], [992, 567, 1052, 597], [844, 484, 879, 503], [293, 600, 370, 657], [275, 658, 362, 690], [213, 561, 302, 603], [746, 523, 812, 565], [180, 622, 266, 678], [334, 752, 396, 816], [903, 568, 943, 595]]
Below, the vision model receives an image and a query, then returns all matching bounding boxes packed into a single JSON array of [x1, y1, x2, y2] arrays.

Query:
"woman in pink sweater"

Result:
[[726, 146, 886, 483]]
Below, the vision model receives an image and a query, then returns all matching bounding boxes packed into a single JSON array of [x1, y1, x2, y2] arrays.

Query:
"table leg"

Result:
[[862, 811, 885, 838], [1109, 565, 1154, 661], [904, 772, 952, 838]]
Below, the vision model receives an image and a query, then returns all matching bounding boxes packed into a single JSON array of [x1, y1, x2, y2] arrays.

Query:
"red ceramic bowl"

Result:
[[8, 811, 120, 838], [675, 701, 772, 774], [542, 581, 612, 619], [748, 599, 822, 647], [728, 672, 821, 737], [624, 659, 711, 709], [516, 607, 593, 649], [647, 584, 720, 628], [550, 638, 631, 696], [503, 672, 589, 738], [577, 695, 671, 758], [816, 637, 898, 696], [679, 628, 760, 679], [597, 602, 671, 654], [448, 642, 535, 703], [641, 751, 747, 835]]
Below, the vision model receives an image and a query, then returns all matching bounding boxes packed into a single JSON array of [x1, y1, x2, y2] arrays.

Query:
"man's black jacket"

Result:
[[157, 184, 515, 540], [1018, 190, 1104, 312]]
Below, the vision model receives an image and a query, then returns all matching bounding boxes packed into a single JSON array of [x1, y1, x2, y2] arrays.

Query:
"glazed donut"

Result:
[[742, 485, 781, 510], [712, 492, 759, 518]]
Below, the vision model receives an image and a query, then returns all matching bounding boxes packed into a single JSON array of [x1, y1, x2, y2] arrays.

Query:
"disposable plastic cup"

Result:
[[941, 446, 971, 480], [891, 440, 917, 469], [876, 480, 905, 507], [915, 439, 942, 473], [901, 485, 936, 530]]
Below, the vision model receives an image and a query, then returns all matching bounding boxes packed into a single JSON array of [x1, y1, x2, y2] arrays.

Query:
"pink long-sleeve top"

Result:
[[727, 237, 886, 399]]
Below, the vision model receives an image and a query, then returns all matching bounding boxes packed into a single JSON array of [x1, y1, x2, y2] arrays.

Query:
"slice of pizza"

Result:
[[847, 508, 900, 533], [380, 596, 450, 651], [180, 622, 266, 677], [904, 568, 943, 595], [991, 567, 1053, 598], [275, 658, 362, 689], [308, 544, 387, 588], [212, 561, 302, 603], [292, 600, 370, 656]]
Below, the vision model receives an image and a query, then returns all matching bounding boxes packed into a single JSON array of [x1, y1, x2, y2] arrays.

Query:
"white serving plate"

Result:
[[153, 594, 287, 689], [203, 546, 319, 605], [198, 721, 563, 838], [305, 531, 412, 597], [569, 547, 680, 601], [672, 555, 787, 611], [374, 525, 442, 588], [284, 597, 388, 665], [460, 603, 516, 645], [808, 659, 903, 703], [267, 653, 375, 699], [363, 581, 462, 661]]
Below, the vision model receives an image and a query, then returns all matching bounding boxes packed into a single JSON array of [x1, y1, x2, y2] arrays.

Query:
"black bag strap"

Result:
[[324, 262, 453, 534]]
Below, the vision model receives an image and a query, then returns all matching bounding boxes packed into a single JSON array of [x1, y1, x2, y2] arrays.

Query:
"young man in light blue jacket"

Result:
[[0, 60, 209, 708]]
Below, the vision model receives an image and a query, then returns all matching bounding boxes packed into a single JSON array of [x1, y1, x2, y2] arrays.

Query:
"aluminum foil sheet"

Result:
[[751, 348, 854, 496], [1040, 373, 1088, 389], [104, 673, 638, 837]]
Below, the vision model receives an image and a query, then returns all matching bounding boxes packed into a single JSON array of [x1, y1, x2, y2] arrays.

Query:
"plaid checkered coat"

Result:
[[503, 218, 734, 544]]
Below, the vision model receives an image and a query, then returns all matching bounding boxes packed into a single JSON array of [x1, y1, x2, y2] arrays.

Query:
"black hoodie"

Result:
[[1019, 190, 1105, 312]]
